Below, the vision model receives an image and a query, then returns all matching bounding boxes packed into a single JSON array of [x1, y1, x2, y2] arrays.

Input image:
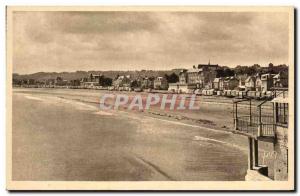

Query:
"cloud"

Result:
[[49, 12, 159, 35], [12, 11, 290, 74]]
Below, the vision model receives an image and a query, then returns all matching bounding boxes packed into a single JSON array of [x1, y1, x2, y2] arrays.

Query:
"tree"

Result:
[[99, 76, 113, 86], [165, 72, 179, 83], [216, 66, 234, 77], [224, 68, 235, 76], [130, 80, 140, 88]]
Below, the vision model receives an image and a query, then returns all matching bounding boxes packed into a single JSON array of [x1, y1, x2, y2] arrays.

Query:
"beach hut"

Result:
[[207, 89, 214, 96], [238, 91, 247, 99], [255, 91, 261, 99], [247, 91, 256, 98], [231, 90, 238, 97], [266, 91, 273, 99]]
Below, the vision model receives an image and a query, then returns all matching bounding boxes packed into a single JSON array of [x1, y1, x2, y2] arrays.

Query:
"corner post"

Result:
[[258, 105, 262, 137], [234, 102, 238, 130], [253, 139, 259, 167], [249, 99, 252, 126], [248, 137, 253, 170]]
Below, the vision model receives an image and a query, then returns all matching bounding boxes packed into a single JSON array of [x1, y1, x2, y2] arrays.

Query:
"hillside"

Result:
[[13, 70, 181, 81]]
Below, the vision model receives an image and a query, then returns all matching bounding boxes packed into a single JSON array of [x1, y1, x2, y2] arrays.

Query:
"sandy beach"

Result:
[[11, 88, 276, 181]]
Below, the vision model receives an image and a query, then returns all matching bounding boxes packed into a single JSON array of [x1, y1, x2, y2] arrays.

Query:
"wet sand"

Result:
[[12, 88, 274, 181]]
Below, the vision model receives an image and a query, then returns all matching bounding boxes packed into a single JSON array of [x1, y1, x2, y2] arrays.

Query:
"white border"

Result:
[[1, 0, 299, 194]]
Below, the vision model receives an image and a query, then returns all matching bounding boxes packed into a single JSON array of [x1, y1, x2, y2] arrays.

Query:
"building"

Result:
[[204, 80, 214, 89], [154, 77, 168, 90], [237, 74, 248, 90], [130, 78, 142, 88], [255, 74, 262, 91], [27, 79, 36, 85], [113, 75, 131, 89], [178, 62, 218, 90], [273, 72, 288, 88], [89, 73, 102, 83], [55, 77, 68, 86], [256, 73, 276, 92], [70, 79, 81, 86], [271, 90, 289, 180], [186, 68, 203, 87], [167, 62, 219, 93], [223, 76, 236, 90], [233, 88, 289, 180], [80, 77, 88, 86], [197, 61, 219, 71], [223, 76, 239, 90], [45, 79, 55, 86], [197, 62, 218, 88], [170, 68, 216, 92], [177, 62, 219, 90], [141, 77, 154, 89], [245, 76, 256, 91], [179, 69, 188, 84], [168, 83, 196, 93], [213, 77, 223, 90], [80, 73, 103, 87]]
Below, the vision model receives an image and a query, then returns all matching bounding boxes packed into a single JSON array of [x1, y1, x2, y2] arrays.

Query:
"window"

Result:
[[276, 103, 288, 125]]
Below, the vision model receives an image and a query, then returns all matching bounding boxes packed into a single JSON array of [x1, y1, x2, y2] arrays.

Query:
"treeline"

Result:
[[13, 63, 288, 82], [13, 70, 180, 82], [97, 75, 113, 86], [164, 73, 179, 83], [216, 63, 288, 78]]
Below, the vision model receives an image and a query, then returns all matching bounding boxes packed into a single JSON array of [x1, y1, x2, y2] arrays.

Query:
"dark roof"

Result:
[[198, 64, 219, 68]]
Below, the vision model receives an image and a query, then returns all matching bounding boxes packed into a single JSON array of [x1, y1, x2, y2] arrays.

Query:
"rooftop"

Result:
[[187, 68, 203, 73]]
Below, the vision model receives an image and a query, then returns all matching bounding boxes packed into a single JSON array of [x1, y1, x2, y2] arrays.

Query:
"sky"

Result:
[[12, 11, 290, 74]]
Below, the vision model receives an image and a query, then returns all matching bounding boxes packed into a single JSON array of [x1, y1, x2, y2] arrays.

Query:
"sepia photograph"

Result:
[[6, 6, 294, 190]]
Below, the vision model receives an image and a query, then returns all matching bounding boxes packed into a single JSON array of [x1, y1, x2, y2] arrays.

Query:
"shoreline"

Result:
[[12, 87, 276, 180], [12, 87, 273, 133]]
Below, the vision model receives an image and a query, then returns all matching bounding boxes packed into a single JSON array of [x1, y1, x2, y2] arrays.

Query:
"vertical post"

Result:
[[258, 105, 262, 137], [234, 102, 238, 130], [283, 103, 286, 123], [272, 102, 275, 122], [275, 103, 278, 123], [272, 102, 276, 136], [233, 103, 235, 124], [253, 139, 259, 167], [236, 102, 238, 118], [248, 138, 253, 170], [249, 99, 252, 126]]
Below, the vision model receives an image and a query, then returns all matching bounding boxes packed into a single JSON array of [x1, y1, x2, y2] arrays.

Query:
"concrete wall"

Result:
[[274, 125, 288, 180], [245, 166, 272, 181]]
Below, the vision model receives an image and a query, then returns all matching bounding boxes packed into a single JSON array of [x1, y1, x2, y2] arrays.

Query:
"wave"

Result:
[[24, 95, 43, 101]]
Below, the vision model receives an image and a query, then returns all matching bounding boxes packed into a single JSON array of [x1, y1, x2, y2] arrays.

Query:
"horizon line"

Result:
[[13, 63, 289, 75]]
